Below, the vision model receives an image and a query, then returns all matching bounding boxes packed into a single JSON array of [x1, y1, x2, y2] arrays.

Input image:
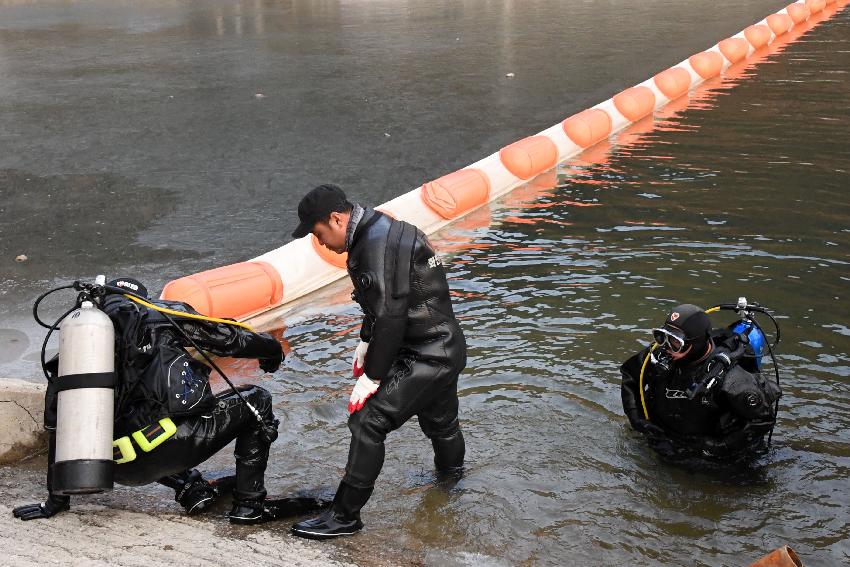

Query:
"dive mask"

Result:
[[652, 327, 687, 353]]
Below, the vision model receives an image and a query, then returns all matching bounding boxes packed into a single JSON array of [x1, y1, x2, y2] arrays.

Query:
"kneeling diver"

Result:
[[13, 277, 324, 523], [621, 300, 782, 459]]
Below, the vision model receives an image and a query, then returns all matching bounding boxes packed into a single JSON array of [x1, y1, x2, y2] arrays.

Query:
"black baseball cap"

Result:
[[291, 184, 351, 239]]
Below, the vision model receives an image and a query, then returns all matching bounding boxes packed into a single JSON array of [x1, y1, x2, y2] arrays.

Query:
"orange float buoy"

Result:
[[161, 261, 284, 319], [805, 0, 826, 14], [311, 234, 347, 268], [653, 67, 691, 99], [719, 37, 750, 64], [745, 24, 772, 49], [613, 86, 656, 121], [749, 545, 803, 567], [688, 51, 724, 79], [499, 136, 559, 180], [421, 168, 491, 219], [562, 108, 612, 148], [766, 13, 794, 36], [787, 3, 811, 23]]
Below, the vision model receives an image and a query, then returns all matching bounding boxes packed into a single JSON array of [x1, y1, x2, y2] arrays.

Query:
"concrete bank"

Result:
[[0, 463, 353, 567], [0, 378, 46, 464]]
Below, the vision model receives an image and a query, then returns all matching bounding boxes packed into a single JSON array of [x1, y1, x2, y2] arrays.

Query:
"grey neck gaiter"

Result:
[[345, 203, 365, 252]]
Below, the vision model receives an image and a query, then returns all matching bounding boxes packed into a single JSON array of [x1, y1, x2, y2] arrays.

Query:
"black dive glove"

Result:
[[13, 494, 70, 521], [256, 417, 280, 445], [636, 420, 666, 438], [626, 409, 666, 437], [259, 352, 282, 373]]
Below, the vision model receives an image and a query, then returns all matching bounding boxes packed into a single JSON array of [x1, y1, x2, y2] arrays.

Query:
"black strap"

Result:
[[54, 372, 115, 392], [393, 222, 415, 299]]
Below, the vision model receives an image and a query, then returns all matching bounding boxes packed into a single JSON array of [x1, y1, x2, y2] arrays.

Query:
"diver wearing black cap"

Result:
[[620, 304, 781, 459], [12, 278, 312, 524], [288, 184, 467, 539]]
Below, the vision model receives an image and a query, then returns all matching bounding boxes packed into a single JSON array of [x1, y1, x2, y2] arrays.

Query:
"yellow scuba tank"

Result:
[[52, 299, 116, 495]]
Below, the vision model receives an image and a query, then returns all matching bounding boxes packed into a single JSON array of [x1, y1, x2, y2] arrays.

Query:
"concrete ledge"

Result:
[[0, 379, 47, 465], [1, 465, 351, 567]]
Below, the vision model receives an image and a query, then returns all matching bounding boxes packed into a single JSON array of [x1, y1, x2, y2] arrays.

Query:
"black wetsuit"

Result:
[[43, 295, 282, 502], [621, 330, 781, 459], [342, 208, 466, 509]]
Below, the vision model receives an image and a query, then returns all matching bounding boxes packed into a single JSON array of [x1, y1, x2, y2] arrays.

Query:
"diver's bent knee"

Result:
[[348, 405, 395, 439]]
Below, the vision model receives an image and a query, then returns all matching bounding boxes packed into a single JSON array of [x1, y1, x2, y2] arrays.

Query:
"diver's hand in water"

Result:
[[642, 422, 666, 438], [349, 375, 379, 414], [626, 409, 665, 437], [13, 494, 70, 520], [352, 341, 369, 378], [631, 416, 665, 437]]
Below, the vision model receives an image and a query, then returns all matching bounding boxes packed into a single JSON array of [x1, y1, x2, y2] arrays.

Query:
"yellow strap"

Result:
[[113, 436, 137, 464], [131, 417, 178, 452], [638, 343, 658, 421], [706, 306, 720, 314], [124, 294, 255, 332]]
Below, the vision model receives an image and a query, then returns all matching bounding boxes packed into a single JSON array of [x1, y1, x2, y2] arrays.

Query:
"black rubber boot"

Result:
[[228, 498, 267, 525], [160, 469, 217, 515], [432, 429, 465, 472], [290, 482, 372, 540]]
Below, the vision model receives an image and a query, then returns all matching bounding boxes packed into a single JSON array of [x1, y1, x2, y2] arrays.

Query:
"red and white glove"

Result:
[[348, 375, 379, 414], [352, 340, 369, 378]]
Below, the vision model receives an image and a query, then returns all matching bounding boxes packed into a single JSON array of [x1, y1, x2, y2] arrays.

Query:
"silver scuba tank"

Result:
[[52, 299, 116, 495]]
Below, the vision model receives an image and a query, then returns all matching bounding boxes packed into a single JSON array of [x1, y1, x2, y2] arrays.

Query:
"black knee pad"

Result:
[[349, 405, 395, 442]]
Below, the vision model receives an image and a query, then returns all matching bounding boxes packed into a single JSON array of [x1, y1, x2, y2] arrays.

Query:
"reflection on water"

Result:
[[251, 7, 849, 566]]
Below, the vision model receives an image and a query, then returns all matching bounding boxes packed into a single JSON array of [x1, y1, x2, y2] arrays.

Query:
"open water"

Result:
[[1, 1, 848, 565]]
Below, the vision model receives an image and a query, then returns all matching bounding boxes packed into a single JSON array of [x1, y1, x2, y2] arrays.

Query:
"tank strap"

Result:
[[388, 220, 416, 299], [54, 372, 115, 392]]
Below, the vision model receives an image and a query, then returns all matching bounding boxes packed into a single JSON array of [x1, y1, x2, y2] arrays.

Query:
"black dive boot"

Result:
[[228, 495, 333, 525], [161, 470, 218, 515], [229, 498, 270, 525], [290, 482, 372, 540]]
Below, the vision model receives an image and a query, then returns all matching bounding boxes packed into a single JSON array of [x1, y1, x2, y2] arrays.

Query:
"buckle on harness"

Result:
[[113, 436, 137, 464], [131, 417, 177, 452]]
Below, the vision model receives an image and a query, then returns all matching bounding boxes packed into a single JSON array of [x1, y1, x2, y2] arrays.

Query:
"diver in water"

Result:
[[13, 278, 324, 524], [621, 303, 782, 460]]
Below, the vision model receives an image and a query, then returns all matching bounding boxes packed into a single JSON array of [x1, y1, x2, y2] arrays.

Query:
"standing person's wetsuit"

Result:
[[13, 278, 287, 524], [287, 184, 467, 539], [621, 304, 781, 460]]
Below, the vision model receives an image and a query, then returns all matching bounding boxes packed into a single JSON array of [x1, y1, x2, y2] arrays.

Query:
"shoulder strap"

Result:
[[389, 221, 416, 299]]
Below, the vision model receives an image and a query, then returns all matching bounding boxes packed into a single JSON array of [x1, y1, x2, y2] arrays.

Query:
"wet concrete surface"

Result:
[[1, 456, 355, 567]]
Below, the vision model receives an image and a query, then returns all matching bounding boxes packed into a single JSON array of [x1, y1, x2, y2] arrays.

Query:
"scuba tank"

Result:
[[52, 298, 116, 495], [729, 297, 767, 371]]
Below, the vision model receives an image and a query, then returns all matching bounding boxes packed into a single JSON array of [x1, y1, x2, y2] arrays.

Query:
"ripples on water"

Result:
[[2, 2, 847, 565], [230, 7, 850, 566]]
